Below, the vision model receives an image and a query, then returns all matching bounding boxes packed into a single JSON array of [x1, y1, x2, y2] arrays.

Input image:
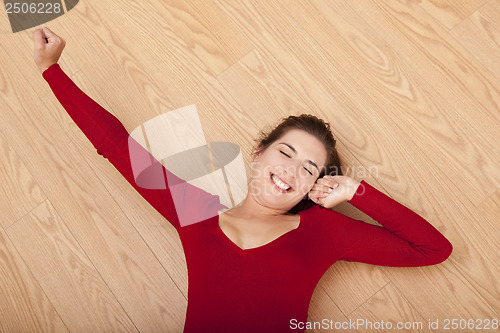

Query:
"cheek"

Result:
[[297, 177, 316, 194], [250, 159, 267, 176]]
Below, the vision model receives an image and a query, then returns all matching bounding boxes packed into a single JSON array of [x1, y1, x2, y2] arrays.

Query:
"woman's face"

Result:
[[249, 129, 328, 211]]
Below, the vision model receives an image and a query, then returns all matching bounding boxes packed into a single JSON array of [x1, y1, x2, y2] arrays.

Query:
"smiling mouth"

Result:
[[270, 173, 292, 192]]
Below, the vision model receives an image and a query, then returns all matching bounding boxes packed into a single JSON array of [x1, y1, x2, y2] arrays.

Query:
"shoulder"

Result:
[[299, 205, 351, 233], [300, 204, 345, 219], [177, 215, 218, 243]]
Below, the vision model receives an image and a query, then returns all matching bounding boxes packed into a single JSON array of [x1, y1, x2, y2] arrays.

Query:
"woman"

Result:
[[33, 27, 452, 333]]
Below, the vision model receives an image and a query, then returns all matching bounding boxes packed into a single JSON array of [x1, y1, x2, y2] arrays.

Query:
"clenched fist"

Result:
[[308, 175, 361, 208], [33, 26, 66, 73]]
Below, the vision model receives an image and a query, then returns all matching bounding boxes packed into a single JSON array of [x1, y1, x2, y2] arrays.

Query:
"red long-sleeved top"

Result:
[[42, 63, 452, 333]]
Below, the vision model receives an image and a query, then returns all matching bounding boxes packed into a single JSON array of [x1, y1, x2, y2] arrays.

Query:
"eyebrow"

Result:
[[278, 142, 320, 173]]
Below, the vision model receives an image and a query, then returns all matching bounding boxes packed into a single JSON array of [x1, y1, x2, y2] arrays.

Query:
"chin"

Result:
[[254, 192, 298, 210]]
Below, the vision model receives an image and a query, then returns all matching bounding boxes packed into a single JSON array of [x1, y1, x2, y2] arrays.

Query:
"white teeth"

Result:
[[271, 174, 290, 191]]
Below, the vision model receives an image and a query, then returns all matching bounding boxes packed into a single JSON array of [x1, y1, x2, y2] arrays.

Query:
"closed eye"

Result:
[[281, 150, 313, 175], [280, 150, 290, 157]]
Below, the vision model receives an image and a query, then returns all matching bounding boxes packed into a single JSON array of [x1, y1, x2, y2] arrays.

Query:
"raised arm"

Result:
[[35, 28, 226, 230], [312, 180, 453, 267]]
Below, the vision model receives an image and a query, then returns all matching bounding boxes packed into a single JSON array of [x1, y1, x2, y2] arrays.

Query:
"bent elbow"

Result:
[[431, 238, 453, 265], [442, 238, 453, 262]]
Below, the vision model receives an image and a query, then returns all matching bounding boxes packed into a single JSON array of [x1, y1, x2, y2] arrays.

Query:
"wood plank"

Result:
[[78, 0, 134, 16], [349, 283, 433, 332], [479, 190, 500, 225], [383, 262, 499, 323], [0, 48, 187, 332], [414, 0, 486, 30], [148, 0, 253, 75], [347, 0, 500, 149], [6, 200, 137, 332], [0, 130, 46, 229], [214, 0, 498, 209], [450, 1, 500, 79], [381, 172, 500, 318], [3, 14, 82, 99], [48, 0, 257, 160], [278, 0, 499, 207], [375, 163, 500, 317], [217, 49, 308, 123], [0, 0, 9, 34], [305, 284, 357, 333], [319, 261, 389, 317], [78, 0, 254, 76], [0, 227, 68, 333]]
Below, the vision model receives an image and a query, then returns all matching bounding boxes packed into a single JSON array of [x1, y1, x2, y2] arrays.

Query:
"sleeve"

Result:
[[42, 64, 227, 230], [320, 180, 453, 267]]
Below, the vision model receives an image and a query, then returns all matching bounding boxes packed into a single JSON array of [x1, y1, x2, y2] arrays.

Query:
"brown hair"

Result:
[[251, 114, 343, 214]]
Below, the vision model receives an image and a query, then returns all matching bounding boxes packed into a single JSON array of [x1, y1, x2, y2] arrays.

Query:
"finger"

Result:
[[42, 27, 61, 44], [310, 184, 330, 194], [315, 178, 330, 186], [41, 27, 56, 37], [309, 189, 327, 197], [308, 191, 329, 205], [314, 181, 337, 191], [317, 176, 336, 184], [307, 192, 317, 204], [324, 178, 340, 189], [307, 191, 320, 202], [33, 28, 45, 49], [330, 175, 344, 182], [310, 196, 320, 204], [40, 28, 50, 44]]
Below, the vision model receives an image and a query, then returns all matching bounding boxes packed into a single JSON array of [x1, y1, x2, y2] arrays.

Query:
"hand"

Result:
[[33, 26, 66, 73], [308, 175, 361, 209]]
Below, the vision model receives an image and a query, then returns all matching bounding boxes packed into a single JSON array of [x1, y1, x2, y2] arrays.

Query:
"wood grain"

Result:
[[278, 0, 499, 206], [414, 0, 486, 30], [479, 190, 500, 225], [51, 0, 258, 160], [0, 47, 187, 332], [147, 0, 253, 75], [0, 228, 68, 332], [7, 200, 137, 332], [0, 130, 46, 229], [450, 1, 500, 80], [305, 284, 357, 333], [0, 0, 498, 330], [349, 282, 433, 332], [349, 0, 500, 147]]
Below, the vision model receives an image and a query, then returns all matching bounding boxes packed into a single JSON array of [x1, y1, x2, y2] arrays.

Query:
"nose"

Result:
[[282, 162, 298, 179]]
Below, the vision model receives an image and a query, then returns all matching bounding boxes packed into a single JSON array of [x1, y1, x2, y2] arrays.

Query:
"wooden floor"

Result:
[[0, 0, 499, 332]]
